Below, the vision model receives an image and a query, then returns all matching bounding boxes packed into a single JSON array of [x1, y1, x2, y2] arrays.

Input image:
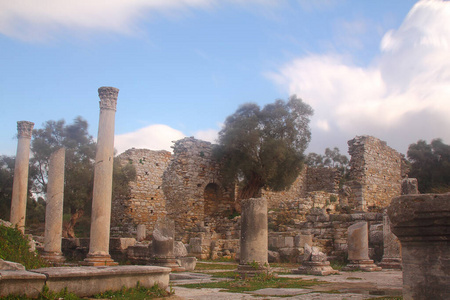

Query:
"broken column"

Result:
[[343, 221, 381, 271], [84, 87, 119, 266], [10, 121, 34, 232], [150, 219, 184, 271], [237, 198, 270, 277], [379, 212, 401, 269], [293, 243, 338, 275], [136, 224, 146, 242], [41, 148, 66, 263], [388, 194, 450, 300]]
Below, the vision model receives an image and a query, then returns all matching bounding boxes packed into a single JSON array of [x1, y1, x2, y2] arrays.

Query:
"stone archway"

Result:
[[204, 183, 222, 219]]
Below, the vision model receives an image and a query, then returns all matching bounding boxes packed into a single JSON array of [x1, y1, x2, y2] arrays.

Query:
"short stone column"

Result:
[[42, 148, 66, 263], [136, 224, 146, 242], [387, 194, 450, 300], [379, 212, 401, 269], [150, 219, 184, 271], [10, 121, 34, 232], [84, 87, 119, 266], [343, 221, 381, 271], [238, 198, 270, 277]]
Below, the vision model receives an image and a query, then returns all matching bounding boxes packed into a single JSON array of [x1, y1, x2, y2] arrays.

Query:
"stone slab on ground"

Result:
[[0, 270, 47, 297], [31, 265, 170, 297]]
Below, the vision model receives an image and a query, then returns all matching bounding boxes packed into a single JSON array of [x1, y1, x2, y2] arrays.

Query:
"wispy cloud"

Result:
[[0, 0, 273, 41], [268, 0, 450, 153]]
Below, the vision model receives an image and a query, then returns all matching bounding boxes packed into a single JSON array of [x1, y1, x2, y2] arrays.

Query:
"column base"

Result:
[[342, 259, 382, 272], [81, 254, 118, 266], [237, 263, 271, 278], [149, 257, 185, 272], [379, 257, 402, 270], [40, 251, 66, 265], [292, 261, 339, 276]]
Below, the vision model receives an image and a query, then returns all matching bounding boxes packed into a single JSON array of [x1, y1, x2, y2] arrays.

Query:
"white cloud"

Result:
[[0, 0, 273, 41], [268, 0, 450, 154], [194, 128, 219, 144], [114, 124, 185, 155]]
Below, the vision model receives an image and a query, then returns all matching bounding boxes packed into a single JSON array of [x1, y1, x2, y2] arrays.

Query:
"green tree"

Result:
[[306, 147, 349, 180], [215, 95, 313, 199], [0, 155, 15, 221], [30, 117, 135, 237], [407, 138, 450, 193]]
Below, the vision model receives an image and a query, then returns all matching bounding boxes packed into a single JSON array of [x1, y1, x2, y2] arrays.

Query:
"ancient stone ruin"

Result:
[[109, 134, 408, 265]]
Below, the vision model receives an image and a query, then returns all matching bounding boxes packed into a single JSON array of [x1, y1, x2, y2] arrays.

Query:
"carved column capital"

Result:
[[17, 121, 34, 139], [98, 87, 119, 111]]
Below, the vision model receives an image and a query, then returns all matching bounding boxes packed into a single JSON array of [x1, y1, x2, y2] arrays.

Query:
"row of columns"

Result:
[[9, 87, 119, 265]]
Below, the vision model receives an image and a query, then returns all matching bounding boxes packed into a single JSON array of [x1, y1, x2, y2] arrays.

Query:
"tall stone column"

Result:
[[238, 198, 270, 277], [42, 148, 66, 263], [10, 121, 34, 232], [388, 194, 450, 300], [84, 87, 119, 266]]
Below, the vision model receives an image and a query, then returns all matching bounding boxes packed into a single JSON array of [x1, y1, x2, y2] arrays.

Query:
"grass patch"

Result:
[[179, 272, 325, 293], [93, 282, 173, 299], [0, 224, 49, 269], [195, 262, 237, 271], [330, 260, 346, 270], [0, 283, 173, 300]]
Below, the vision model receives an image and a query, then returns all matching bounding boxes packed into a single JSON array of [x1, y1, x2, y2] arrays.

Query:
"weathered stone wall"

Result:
[[111, 148, 171, 236], [162, 137, 235, 242], [347, 136, 402, 211], [306, 167, 340, 193]]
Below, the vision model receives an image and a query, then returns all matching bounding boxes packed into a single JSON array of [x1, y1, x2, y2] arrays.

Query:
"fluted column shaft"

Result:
[[85, 87, 119, 265], [10, 121, 34, 232]]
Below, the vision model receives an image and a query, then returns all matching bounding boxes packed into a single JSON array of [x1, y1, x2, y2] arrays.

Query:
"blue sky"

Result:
[[1, 0, 449, 157]]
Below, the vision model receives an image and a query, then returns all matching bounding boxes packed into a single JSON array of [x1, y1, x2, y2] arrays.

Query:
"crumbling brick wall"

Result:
[[111, 148, 171, 236], [347, 136, 402, 211]]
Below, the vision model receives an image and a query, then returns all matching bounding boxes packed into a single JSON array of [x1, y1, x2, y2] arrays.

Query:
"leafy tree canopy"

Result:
[[407, 138, 450, 193], [30, 117, 135, 237], [306, 147, 349, 177], [31, 117, 96, 215], [215, 95, 313, 199]]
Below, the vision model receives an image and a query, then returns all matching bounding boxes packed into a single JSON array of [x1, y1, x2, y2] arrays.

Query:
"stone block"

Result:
[[31, 266, 170, 297], [0, 270, 46, 297], [284, 236, 294, 248]]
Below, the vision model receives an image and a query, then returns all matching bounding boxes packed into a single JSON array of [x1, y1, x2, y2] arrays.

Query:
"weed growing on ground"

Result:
[[0, 224, 48, 269], [94, 282, 173, 299], [179, 273, 324, 293], [194, 262, 237, 271]]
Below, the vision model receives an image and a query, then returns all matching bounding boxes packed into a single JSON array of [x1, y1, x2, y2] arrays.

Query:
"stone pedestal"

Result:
[[343, 221, 381, 271], [42, 148, 66, 263], [137, 224, 146, 242], [10, 121, 34, 232], [84, 87, 119, 266], [150, 219, 184, 271], [379, 213, 401, 270], [387, 194, 450, 300], [293, 244, 338, 276], [238, 198, 270, 277]]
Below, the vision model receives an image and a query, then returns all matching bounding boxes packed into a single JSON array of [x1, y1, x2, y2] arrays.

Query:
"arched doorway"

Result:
[[204, 183, 221, 218]]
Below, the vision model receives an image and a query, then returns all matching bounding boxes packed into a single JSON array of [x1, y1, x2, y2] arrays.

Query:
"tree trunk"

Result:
[[62, 209, 84, 238]]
